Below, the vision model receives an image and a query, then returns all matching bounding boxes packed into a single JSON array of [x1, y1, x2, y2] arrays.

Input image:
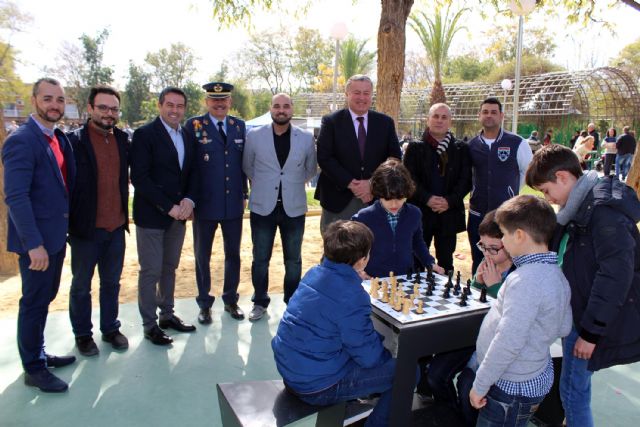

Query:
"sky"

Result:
[[7, 0, 640, 89]]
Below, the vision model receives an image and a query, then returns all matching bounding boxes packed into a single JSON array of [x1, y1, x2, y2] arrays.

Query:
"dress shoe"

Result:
[[102, 330, 129, 350], [198, 308, 212, 325], [248, 305, 267, 322], [224, 303, 245, 320], [45, 353, 76, 368], [144, 325, 173, 346], [159, 315, 196, 332], [24, 369, 68, 393], [75, 335, 99, 357]]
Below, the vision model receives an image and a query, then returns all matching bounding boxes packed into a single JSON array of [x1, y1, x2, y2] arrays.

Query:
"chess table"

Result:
[[366, 272, 491, 427]]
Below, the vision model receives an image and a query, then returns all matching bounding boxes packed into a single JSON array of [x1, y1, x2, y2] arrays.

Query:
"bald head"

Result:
[[271, 93, 293, 127]]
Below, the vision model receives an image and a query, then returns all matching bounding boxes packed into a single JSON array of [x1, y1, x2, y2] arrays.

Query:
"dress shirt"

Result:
[[348, 109, 368, 138], [159, 117, 184, 169]]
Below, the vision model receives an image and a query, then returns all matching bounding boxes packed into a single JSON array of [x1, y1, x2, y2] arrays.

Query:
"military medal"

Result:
[[204, 153, 210, 161]]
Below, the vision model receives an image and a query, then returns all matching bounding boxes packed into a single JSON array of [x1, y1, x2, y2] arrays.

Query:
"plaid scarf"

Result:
[[424, 130, 454, 176]]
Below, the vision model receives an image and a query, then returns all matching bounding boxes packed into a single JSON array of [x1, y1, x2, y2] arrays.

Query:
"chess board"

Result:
[[362, 272, 492, 324]]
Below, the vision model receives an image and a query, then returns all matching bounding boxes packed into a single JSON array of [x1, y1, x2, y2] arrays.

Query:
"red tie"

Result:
[[357, 116, 366, 158], [45, 133, 67, 188]]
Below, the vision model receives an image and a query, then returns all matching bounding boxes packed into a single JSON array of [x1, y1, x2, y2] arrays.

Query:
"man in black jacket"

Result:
[[403, 103, 471, 272], [67, 86, 130, 356]]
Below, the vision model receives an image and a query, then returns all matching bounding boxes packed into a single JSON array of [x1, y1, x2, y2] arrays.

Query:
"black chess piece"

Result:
[[456, 271, 461, 286], [406, 269, 413, 281], [426, 287, 433, 296], [479, 285, 488, 303], [442, 288, 450, 298], [447, 270, 453, 286], [426, 264, 433, 280], [459, 292, 468, 307], [413, 274, 421, 285], [464, 279, 472, 296]]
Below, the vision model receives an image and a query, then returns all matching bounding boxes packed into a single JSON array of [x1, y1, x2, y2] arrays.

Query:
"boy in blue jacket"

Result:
[[352, 158, 443, 278], [272, 220, 396, 427], [526, 145, 640, 427]]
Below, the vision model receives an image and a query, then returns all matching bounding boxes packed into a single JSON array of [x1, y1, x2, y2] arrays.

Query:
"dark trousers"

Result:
[[427, 346, 475, 407], [603, 153, 616, 176], [17, 248, 66, 373], [423, 226, 457, 272], [69, 227, 125, 337], [193, 216, 242, 308], [250, 204, 305, 307], [467, 210, 484, 274]]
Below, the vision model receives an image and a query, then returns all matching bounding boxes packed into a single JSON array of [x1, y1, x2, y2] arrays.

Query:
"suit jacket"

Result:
[[3, 116, 76, 255], [315, 108, 401, 213], [243, 124, 317, 217], [130, 117, 198, 229], [67, 121, 130, 238], [184, 114, 247, 220]]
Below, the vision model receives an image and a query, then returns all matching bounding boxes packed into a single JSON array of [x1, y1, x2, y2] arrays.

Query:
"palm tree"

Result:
[[339, 37, 376, 82], [409, 5, 467, 106]]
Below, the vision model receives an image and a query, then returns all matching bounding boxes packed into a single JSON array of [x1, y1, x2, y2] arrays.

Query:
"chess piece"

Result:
[[447, 270, 453, 287], [426, 286, 433, 296], [406, 269, 413, 281], [459, 292, 468, 307], [453, 286, 460, 296], [464, 279, 472, 296], [416, 300, 424, 314], [402, 298, 410, 315], [413, 274, 421, 285], [480, 285, 488, 303], [456, 271, 461, 287], [442, 288, 450, 299], [426, 264, 433, 280]]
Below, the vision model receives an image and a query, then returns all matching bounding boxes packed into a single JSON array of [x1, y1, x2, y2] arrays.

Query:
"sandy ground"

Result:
[[0, 213, 473, 318]]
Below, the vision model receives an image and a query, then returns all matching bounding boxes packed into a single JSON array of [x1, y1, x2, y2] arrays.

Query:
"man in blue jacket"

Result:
[[527, 145, 640, 427], [3, 78, 76, 392]]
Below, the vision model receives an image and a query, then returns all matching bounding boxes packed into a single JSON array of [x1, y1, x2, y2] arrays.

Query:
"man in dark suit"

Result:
[[315, 74, 402, 232], [130, 87, 198, 346], [3, 77, 76, 392], [403, 103, 471, 273], [67, 86, 130, 357], [183, 82, 247, 324]]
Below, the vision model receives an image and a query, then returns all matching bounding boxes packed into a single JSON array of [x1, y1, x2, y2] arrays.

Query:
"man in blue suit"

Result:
[[3, 78, 76, 392], [184, 82, 247, 324]]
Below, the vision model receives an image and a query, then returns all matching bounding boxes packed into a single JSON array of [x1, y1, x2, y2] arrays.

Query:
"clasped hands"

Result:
[[348, 179, 373, 204], [427, 196, 449, 213], [168, 199, 194, 220]]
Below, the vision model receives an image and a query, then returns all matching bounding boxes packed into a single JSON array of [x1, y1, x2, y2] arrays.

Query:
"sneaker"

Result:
[[102, 330, 129, 350], [248, 305, 267, 322], [75, 335, 99, 356]]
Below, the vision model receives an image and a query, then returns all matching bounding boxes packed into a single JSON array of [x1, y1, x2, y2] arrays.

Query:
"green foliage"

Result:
[[242, 27, 292, 94], [485, 23, 556, 64], [145, 43, 197, 91], [182, 80, 205, 120], [209, 0, 312, 28], [80, 29, 113, 86], [122, 61, 151, 125], [484, 55, 563, 83], [612, 37, 640, 84], [443, 55, 496, 83], [227, 81, 254, 119], [338, 37, 376, 81], [292, 27, 333, 90]]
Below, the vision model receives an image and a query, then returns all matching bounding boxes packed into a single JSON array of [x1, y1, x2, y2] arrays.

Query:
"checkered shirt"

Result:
[[512, 252, 558, 267], [386, 211, 400, 233], [496, 357, 554, 397]]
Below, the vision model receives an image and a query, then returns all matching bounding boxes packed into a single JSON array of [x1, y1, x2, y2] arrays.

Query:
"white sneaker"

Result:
[[249, 305, 267, 321]]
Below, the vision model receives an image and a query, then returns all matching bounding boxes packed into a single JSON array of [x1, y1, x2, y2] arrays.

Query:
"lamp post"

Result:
[[501, 79, 513, 129], [509, 0, 536, 135], [330, 22, 348, 112]]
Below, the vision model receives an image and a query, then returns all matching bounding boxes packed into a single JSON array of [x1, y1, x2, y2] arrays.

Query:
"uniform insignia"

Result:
[[204, 153, 210, 161], [213, 84, 223, 92], [228, 118, 235, 126], [497, 147, 511, 162], [203, 119, 209, 126]]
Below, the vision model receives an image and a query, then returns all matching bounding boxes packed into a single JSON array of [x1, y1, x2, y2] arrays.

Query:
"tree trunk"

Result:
[[429, 80, 447, 106], [625, 150, 640, 199], [0, 109, 18, 275], [375, 0, 414, 126]]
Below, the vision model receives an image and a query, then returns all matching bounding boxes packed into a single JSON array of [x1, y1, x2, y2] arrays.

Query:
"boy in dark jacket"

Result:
[[272, 220, 397, 427], [526, 145, 640, 427]]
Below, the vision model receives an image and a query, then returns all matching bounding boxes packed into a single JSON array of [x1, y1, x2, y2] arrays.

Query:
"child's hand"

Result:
[[469, 388, 487, 409], [482, 259, 501, 285], [574, 337, 596, 360], [357, 270, 371, 280], [432, 264, 445, 275], [475, 259, 486, 284]]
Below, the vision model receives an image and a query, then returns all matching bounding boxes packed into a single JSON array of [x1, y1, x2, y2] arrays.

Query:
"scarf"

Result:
[[424, 129, 454, 176], [556, 170, 600, 226]]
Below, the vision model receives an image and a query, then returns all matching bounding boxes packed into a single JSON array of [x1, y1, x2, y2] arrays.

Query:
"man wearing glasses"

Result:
[[67, 86, 130, 356]]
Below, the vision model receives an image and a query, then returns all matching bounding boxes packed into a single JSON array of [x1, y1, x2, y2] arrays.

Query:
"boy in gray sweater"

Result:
[[468, 195, 572, 426]]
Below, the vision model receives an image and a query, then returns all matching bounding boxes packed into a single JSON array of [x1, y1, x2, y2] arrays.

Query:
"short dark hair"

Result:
[[495, 195, 556, 245], [478, 210, 502, 239], [158, 87, 187, 105], [526, 144, 583, 188], [481, 97, 502, 112], [88, 85, 121, 106], [323, 220, 373, 266], [370, 158, 415, 200], [32, 77, 61, 97]]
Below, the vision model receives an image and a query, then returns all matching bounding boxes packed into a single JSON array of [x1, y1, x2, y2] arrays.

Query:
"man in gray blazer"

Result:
[[242, 93, 317, 321]]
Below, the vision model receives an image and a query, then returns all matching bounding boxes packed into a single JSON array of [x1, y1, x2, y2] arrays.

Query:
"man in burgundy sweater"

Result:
[[67, 86, 130, 356]]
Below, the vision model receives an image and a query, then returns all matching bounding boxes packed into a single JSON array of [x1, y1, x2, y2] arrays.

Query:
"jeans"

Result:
[[476, 385, 545, 427], [69, 227, 125, 337], [250, 205, 305, 307], [294, 358, 408, 427], [618, 153, 633, 180], [560, 326, 594, 427]]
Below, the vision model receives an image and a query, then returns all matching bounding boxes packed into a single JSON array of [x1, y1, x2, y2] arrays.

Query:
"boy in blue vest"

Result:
[[272, 220, 399, 427], [526, 145, 640, 426], [467, 97, 533, 273], [468, 194, 572, 426]]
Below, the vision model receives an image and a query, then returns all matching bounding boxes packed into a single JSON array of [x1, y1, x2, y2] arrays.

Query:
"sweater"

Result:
[[473, 259, 572, 396]]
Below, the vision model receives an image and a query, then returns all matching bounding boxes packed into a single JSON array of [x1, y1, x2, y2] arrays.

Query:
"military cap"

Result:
[[202, 82, 234, 99]]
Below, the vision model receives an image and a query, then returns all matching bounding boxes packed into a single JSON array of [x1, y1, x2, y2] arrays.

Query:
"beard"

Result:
[[35, 104, 63, 124], [92, 117, 116, 130], [271, 113, 291, 126]]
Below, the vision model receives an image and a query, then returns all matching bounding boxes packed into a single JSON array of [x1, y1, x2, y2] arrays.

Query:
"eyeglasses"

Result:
[[476, 242, 503, 255], [95, 104, 120, 114]]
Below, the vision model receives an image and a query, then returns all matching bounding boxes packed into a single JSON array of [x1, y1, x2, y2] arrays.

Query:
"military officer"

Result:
[[184, 82, 247, 323]]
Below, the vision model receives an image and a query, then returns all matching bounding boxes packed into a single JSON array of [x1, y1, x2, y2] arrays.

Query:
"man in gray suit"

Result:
[[242, 93, 317, 321]]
